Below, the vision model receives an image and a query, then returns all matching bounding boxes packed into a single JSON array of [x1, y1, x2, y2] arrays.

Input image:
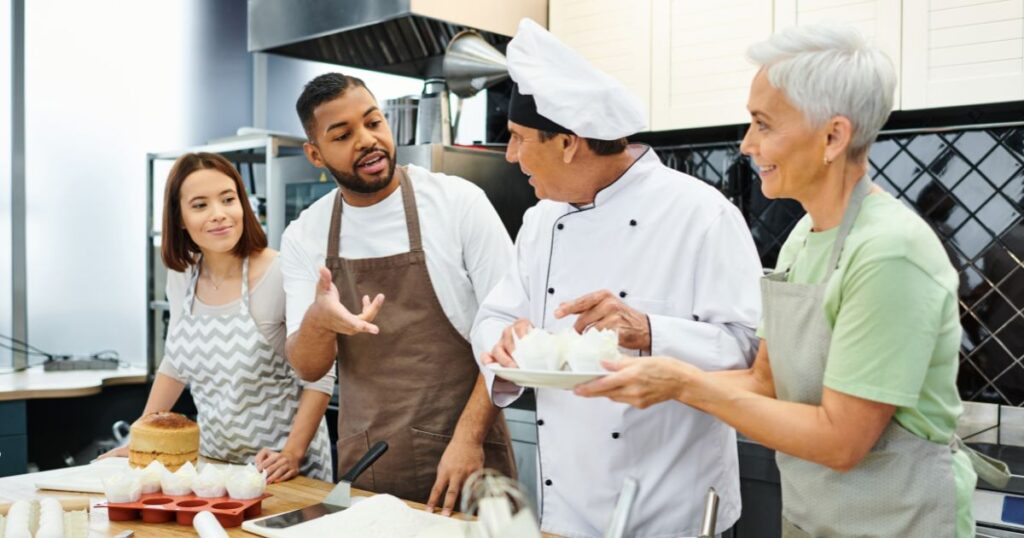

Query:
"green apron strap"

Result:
[[955, 436, 1011, 488]]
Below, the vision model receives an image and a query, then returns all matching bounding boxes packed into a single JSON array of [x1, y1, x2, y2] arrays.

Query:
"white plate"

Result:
[[488, 365, 607, 390]]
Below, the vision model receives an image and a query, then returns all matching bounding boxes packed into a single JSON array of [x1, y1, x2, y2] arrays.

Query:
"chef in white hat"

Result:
[[472, 18, 764, 538]]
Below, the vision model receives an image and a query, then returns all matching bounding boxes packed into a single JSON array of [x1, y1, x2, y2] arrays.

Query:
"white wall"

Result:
[[24, 1, 251, 366], [20, 1, 489, 368], [0, 0, 11, 366]]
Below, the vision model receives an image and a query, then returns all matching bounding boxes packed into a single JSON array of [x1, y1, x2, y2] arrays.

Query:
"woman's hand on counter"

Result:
[[255, 447, 301, 483], [96, 444, 129, 460]]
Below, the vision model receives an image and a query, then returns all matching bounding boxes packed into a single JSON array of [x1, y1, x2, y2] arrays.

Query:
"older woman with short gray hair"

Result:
[[576, 23, 1008, 537]]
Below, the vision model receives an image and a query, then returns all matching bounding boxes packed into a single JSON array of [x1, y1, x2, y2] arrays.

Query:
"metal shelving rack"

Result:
[[145, 133, 318, 376]]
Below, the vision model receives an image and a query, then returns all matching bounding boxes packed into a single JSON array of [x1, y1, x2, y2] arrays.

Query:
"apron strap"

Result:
[[953, 436, 1011, 488], [397, 168, 423, 253], [823, 176, 873, 280], [239, 256, 251, 316], [326, 187, 345, 259], [325, 166, 423, 257], [183, 260, 200, 317], [183, 255, 251, 316]]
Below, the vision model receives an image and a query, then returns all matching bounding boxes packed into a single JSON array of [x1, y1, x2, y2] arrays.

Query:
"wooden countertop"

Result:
[[0, 466, 560, 537], [0, 365, 148, 402]]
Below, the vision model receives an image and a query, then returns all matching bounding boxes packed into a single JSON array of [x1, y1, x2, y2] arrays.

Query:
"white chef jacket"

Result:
[[471, 146, 762, 538]]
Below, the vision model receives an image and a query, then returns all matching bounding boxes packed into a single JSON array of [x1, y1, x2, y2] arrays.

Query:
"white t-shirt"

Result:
[[280, 164, 514, 340], [159, 256, 335, 394]]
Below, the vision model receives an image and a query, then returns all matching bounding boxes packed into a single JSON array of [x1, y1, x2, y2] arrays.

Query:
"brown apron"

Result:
[[325, 167, 516, 503]]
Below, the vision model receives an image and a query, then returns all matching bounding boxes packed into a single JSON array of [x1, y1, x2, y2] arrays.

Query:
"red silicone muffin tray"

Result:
[[98, 492, 271, 527]]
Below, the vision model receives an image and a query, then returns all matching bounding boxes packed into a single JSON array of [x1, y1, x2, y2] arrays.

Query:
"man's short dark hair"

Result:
[[296, 72, 372, 139], [537, 130, 628, 156]]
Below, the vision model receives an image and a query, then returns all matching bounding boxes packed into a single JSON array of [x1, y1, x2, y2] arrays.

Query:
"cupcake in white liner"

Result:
[[554, 330, 582, 370], [138, 460, 166, 494], [160, 460, 197, 496], [226, 464, 268, 499], [565, 328, 620, 372], [192, 463, 227, 498], [102, 470, 143, 503], [512, 329, 562, 370]]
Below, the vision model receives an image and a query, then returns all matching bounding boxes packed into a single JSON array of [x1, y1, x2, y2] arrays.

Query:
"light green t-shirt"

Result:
[[768, 190, 976, 537]]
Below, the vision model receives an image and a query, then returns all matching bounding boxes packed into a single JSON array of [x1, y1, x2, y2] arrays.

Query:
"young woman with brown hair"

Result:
[[101, 152, 332, 482]]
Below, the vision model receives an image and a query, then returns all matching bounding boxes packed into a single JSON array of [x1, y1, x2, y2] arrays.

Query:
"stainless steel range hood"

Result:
[[248, 0, 546, 78]]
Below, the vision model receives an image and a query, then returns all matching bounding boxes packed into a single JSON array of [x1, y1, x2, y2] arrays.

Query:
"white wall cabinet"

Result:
[[902, 0, 1024, 109], [774, 0, 903, 110], [649, 0, 773, 130], [548, 0, 652, 123], [548, 0, 1023, 131]]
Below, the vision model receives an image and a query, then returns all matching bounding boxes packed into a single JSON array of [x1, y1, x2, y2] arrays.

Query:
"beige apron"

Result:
[[326, 167, 516, 503], [762, 177, 1009, 537]]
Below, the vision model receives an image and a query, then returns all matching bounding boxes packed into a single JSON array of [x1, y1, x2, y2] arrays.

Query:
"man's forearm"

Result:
[[452, 374, 501, 445], [286, 307, 339, 381]]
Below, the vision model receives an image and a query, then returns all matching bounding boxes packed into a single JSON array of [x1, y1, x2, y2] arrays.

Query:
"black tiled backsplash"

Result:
[[654, 126, 1024, 405]]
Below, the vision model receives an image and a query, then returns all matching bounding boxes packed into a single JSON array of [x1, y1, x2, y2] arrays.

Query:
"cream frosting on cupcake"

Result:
[[103, 470, 143, 503], [226, 464, 268, 499], [160, 460, 197, 496]]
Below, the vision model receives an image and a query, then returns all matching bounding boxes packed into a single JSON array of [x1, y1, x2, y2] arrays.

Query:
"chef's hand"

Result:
[[426, 439, 484, 516], [312, 266, 384, 336], [255, 447, 301, 484], [574, 357, 699, 409], [480, 318, 534, 368], [555, 290, 651, 351], [97, 445, 129, 460]]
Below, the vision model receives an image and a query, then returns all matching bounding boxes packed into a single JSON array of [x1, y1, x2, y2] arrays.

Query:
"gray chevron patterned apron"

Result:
[[163, 256, 332, 481], [763, 177, 1009, 537], [327, 167, 516, 503]]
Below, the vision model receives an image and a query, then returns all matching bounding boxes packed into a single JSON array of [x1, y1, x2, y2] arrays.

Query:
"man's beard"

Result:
[[326, 149, 396, 194]]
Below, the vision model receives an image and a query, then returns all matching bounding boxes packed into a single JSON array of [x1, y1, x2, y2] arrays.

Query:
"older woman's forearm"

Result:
[[701, 395, 854, 469], [685, 381, 892, 472], [703, 340, 775, 398], [706, 368, 774, 397]]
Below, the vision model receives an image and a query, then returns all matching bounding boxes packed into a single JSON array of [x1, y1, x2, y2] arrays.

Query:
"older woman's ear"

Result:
[[824, 115, 856, 164]]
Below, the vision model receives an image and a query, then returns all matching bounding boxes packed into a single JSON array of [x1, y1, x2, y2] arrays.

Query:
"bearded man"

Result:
[[281, 73, 516, 515]]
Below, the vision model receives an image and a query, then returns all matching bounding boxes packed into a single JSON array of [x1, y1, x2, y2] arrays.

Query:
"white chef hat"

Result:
[[506, 18, 647, 140]]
